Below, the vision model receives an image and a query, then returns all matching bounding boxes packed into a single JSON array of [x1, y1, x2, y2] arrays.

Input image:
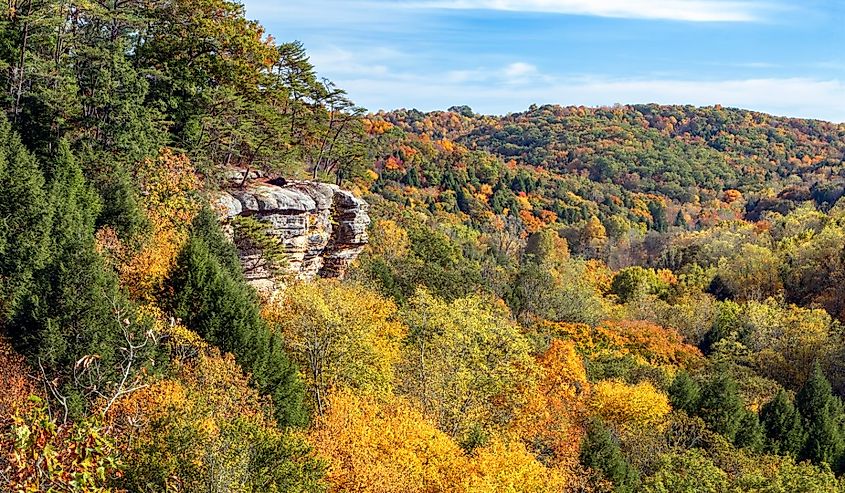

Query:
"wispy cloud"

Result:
[[405, 0, 776, 22], [243, 0, 842, 121], [247, 0, 781, 24], [334, 66, 845, 121], [503, 62, 539, 78]]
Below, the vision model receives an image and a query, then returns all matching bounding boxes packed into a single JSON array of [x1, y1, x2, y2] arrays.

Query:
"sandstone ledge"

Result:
[[215, 176, 369, 291]]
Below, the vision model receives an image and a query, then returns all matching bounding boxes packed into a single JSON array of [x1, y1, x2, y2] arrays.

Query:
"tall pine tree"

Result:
[[697, 371, 745, 442], [734, 409, 764, 452], [0, 116, 51, 320], [668, 371, 700, 415], [580, 419, 639, 492], [8, 141, 157, 417], [796, 364, 845, 471], [760, 389, 806, 457], [165, 209, 307, 427]]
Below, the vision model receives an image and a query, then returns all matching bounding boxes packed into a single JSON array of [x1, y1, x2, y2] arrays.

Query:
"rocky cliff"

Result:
[[215, 171, 370, 292]]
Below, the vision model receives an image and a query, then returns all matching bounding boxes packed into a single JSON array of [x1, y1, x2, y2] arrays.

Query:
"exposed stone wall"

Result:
[[215, 173, 369, 292]]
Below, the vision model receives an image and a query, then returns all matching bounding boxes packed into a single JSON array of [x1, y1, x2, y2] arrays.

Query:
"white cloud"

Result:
[[333, 69, 845, 122], [503, 62, 539, 78], [407, 0, 776, 22], [307, 46, 404, 76], [245, 0, 780, 24]]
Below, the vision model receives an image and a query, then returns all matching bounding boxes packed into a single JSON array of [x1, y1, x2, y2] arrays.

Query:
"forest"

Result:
[[2, 0, 845, 491]]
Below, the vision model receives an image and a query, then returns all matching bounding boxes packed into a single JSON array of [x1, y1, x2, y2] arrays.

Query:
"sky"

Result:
[[244, 0, 845, 122]]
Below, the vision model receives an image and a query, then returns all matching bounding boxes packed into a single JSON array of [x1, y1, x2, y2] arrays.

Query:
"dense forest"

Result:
[[2, 0, 845, 491]]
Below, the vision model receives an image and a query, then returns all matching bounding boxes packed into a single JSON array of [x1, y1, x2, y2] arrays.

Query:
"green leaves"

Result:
[[761, 389, 806, 457], [796, 364, 845, 470], [165, 209, 308, 427], [0, 116, 51, 320]]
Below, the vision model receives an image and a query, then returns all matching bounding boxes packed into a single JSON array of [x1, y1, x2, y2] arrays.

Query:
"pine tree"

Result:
[[648, 200, 668, 232], [796, 364, 845, 470], [734, 409, 764, 452], [0, 116, 52, 320], [673, 209, 689, 229], [165, 209, 307, 427], [8, 141, 156, 417], [403, 166, 421, 187], [697, 371, 745, 441], [668, 371, 700, 415], [760, 389, 806, 457], [580, 419, 639, 492]]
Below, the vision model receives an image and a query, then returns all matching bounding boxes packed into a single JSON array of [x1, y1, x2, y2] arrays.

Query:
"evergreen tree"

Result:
[[734, 409, 764, 452], [403, 166, 421, 187], [0, 116, 52, 320], [796, 364, 845, 470], [668, 371, 700, 415], [648, 200, 668, 232], [580, 419, 639, 492], [456, 186, 471, 213], [760, 389, 807, 457], [8, 141, 156, 417], [673, 209, 689, 229], [165, 209, 307, 427], [697, 371, 745, 441]]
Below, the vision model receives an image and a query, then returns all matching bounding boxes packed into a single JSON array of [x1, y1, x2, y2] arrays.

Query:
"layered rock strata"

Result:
[[215, 174, 369, 291]]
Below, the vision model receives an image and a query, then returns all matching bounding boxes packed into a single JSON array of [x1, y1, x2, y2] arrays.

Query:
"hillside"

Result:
[[2, 0, 845, 491]]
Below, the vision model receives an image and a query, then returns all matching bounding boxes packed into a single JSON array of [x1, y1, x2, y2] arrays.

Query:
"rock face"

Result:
[[215, 174, 369, 292]]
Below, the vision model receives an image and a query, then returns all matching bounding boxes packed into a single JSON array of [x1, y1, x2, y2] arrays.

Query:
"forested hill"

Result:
[[5, 0, 845, 490], [363, 106, 845, 254], [375, 104, 845, 212]]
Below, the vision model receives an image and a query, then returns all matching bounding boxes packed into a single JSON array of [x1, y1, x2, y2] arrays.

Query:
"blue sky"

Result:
[[245, 0, 845, 121]]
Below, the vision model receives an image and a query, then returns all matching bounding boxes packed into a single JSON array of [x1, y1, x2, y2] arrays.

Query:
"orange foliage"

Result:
[[364, 119, 394, 135], [656, 268, 678, 286], [1, 340, 119, 493], [0, 338, 39, 421], [519, 210, 544, 234], [510, 339, 587, 470], [542, 320, 701, 368], [118, 149, 202, 301], [722, 189, 743, 203], [539, 209, 558, 224]]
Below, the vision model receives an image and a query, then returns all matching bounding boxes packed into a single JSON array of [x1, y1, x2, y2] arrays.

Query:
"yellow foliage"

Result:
[[463, 439, 569, 493], [264, 280, 406, 412], [584, 259, 614, 294], [309, 390, 464, 493], [400, 289, 536, 441], [138, 304, 208, 361], [515, 194, 532, 211], [119, 148, 202, 301], [510, 339, 587, 470], [439, 139, 456, 152], [107, 349, 308, 491], [309, 391, 571, 493], [590, 380, 670, 433], [367, 219, 411, 262]]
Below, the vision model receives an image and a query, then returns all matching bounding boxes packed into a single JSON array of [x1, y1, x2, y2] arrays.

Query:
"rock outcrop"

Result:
[[215, 171, 369, 292]]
